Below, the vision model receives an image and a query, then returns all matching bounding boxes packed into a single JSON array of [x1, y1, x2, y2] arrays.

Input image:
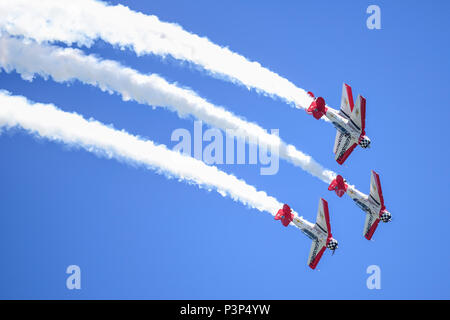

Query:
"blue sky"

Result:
[[0, 0, 449, 299]]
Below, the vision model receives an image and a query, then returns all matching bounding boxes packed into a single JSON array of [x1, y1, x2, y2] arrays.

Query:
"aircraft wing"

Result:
[[333, 130, 358, 165], [363, 213, 380, 240], [315, 198, 331, 236], [369, 170, 385, 207], [308, 198, 332, 269], [308, 238, 327, 269]]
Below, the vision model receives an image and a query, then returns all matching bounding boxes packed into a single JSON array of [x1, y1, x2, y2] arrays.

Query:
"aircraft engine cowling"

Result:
[[307, 95, 327, 120], [328, 175, 348, 198], [275, 204, 294, 227]]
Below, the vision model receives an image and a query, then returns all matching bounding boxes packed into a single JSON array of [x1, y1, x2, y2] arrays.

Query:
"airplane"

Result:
[[306, 83, 371, 165], [328, 170, 391, 240], [275, 199, 338, 269]]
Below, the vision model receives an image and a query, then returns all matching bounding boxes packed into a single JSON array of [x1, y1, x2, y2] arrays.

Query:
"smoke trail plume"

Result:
[[0, 90, 286, 216], [0, 35, 336, 183], [0, 0, 319, 111]]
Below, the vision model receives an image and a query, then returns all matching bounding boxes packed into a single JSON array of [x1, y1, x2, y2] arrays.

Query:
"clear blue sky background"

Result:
[[0, 0, 449, 299]]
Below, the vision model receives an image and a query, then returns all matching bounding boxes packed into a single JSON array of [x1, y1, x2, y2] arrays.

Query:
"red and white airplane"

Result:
[[275, 199, 338, 269], [328, 170, 391, 240], [307, 83, 371, 165]]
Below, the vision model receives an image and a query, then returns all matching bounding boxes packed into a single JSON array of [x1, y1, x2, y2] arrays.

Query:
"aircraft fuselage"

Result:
[[291, 216, 327, 243], [345, 185, 382, 219], [325, 108, 362, 142]]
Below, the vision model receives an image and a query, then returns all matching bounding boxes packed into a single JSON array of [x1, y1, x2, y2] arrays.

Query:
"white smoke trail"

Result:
[[0, 0, 320, 111], [0, 35, 336, 183], [0, 90, 286, 217]]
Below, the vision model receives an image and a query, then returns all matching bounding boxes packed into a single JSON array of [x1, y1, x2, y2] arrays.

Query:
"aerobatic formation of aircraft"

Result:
[[275, 84, 390, 269], [275, 199, 338, 269], [307, 83, 371, 165]]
